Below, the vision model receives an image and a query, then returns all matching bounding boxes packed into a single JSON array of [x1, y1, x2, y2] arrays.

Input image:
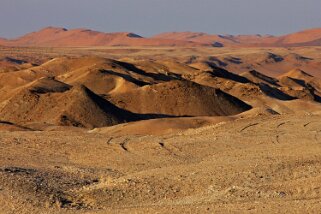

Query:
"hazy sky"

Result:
[[1, 0, 321, 38]]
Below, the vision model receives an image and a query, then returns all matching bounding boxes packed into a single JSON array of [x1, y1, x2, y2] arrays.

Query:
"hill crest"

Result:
[[1, 27, 321, 47]]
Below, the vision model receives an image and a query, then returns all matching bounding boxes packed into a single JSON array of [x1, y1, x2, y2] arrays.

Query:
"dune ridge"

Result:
[[1, 27, 321, 47]]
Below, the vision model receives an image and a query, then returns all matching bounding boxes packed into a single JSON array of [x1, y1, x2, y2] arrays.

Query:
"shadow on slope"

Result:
[[0, 78, 177, 129], [258, 83, 296, 101]]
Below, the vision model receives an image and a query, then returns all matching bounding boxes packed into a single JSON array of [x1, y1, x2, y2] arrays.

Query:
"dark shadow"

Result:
[[266, 52, 284, 63], [287, 77, 307, 87], [0, 120, 35, 130], [3, 57, 27, 64], [116, 61, 181, 82], [248, 70, 280, 86], [306, 83, 321, 103], [0, 121, 14, 125], [208, 57, 228, 67], [82, 86, 186, 124], [185, 55, 198, 64], [286, 54, 313, 61], [0, 167, 37, 174], [100, 69, 149, 86], [208, 66, 251, 84], [313, 94, 321, 103], [258, 83, 296, 101], [212, 42, 224, 47], [224, 57, 242, 64], [215, 88, 252, 114]]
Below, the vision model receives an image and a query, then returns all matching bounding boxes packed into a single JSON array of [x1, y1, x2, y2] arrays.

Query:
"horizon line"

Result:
[[1, 26, 321, 40]]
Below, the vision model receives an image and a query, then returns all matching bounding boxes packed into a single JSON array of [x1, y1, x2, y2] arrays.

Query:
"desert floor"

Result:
[[1, 114, 321, 213]]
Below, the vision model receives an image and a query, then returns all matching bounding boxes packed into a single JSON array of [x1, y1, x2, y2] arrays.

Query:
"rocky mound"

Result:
[[0, 80, 133, 128], [109, 80, 252, 117], [279, 86, 315, 101], [17, 56, 168, 95], [58, 65, 143, 95], [278, 69, 321, 102]]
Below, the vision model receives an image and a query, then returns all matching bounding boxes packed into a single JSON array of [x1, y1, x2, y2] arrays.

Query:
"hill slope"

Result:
[[109, 80, 252, 116], [278, 28, 321, 46], [0, 79, 132, 128], [1, 27, 202, 47]]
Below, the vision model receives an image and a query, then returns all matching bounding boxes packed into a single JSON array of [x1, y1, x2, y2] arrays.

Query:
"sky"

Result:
[[0, 0, 321, 39]]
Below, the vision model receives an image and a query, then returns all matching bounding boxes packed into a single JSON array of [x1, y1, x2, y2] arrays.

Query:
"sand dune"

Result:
[[1, 27, 203, 47], [153, 31, 280, 47], [0, 38, 7, 45], [152, 32, 231, 46], [153, 28, 321, 47], [1, 27, 321, 47], [278, 28, 321, 45]]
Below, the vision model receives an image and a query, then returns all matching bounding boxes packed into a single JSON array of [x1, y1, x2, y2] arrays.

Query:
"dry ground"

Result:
[[1, 113, 321, 213]]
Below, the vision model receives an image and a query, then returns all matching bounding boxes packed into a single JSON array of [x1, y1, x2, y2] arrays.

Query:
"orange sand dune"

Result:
[[0, 38, 7, 45], [152, 31, 277, 47], [278, 28, 321, 45], [1, 27, 321, 47], [153, 28, 321, 47], [1, 27, 203, 47]]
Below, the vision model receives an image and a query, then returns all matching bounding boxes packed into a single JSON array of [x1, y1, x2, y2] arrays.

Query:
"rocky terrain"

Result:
[[0, 43, 321, 213]]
